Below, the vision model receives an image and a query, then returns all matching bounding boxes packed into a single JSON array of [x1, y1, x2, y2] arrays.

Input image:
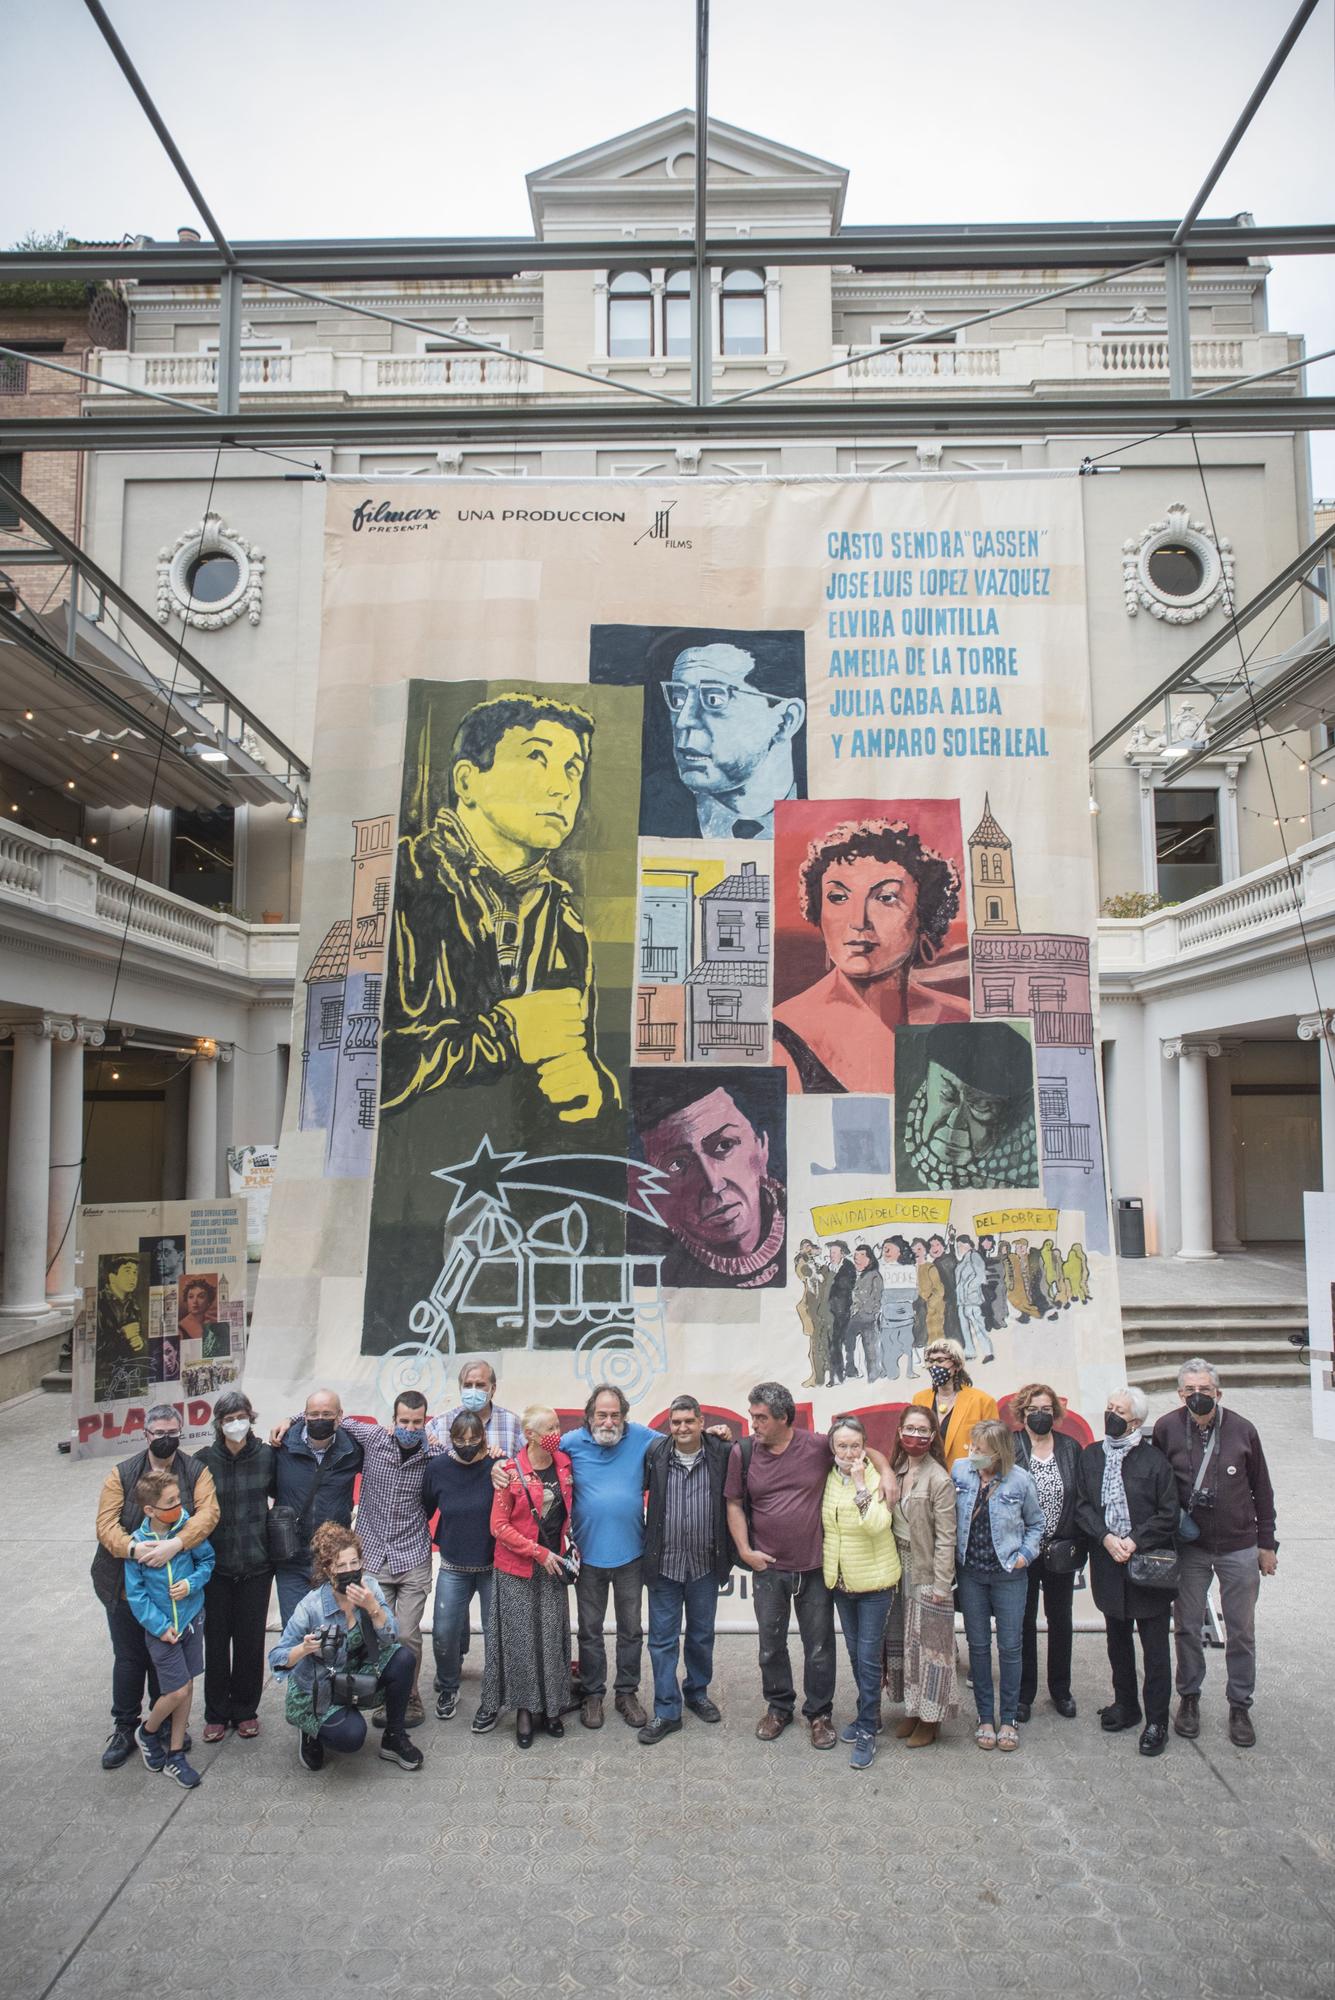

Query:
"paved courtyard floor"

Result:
[[2, 1385, 1332, 2000]]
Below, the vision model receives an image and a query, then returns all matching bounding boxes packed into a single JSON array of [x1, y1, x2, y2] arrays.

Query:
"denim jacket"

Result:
[[951, 1463, 1044, 1573], [268, 1575, 398, 1685]]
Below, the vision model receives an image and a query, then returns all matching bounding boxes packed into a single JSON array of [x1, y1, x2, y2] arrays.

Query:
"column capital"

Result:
[[78, 1021, 106, 1048], [1162, 1036, 1223, 1062], [1298, 1011, 1335, 1044], [0, 1014, 77, 1043]]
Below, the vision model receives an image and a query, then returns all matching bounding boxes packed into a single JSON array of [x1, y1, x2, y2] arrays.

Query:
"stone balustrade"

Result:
[[90, 347, 536, 400], [1099, 830, 1335, 976]]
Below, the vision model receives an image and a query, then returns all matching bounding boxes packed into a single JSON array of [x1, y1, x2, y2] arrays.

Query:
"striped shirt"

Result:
[[426, 1401, 524, 1461], [341, 1418, 444, 1574], [659, 1447, 715, 1584]]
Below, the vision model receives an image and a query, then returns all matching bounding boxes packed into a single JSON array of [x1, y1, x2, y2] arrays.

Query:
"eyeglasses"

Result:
[[661, 679, 785, 717]]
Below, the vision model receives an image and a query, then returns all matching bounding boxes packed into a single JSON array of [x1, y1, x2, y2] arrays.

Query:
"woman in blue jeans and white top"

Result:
[[953, 1418, 1044, 1751]]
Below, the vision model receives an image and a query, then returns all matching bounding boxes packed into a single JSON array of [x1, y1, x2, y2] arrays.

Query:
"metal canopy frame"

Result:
[[0, 469, 310, 797]]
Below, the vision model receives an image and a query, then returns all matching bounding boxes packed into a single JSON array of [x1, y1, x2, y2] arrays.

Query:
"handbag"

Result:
[[1127, 1548, 1180, 1591], [1040, 1535, 1085, 1575], [266, 1505, 301, 1565]]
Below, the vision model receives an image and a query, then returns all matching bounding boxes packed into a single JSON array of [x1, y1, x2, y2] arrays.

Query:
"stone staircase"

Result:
[[1121, 1302, 1311, 1391]]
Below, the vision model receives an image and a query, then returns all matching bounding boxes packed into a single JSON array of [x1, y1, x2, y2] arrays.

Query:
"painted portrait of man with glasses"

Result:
[[591, 624, 806, 839]]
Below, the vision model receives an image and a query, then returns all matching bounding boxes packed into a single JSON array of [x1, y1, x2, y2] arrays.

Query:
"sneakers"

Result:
[[101, 1728, 135, 1770], [470, 1707, 499, 1735], [435, 1690, 459, 1722], [298, 1732, 325, 1772], [849, 1732, 876, 1771], [638, 1714, 683, 1746], [136, 1722, 167, 1772], [379, 1730, 424, 1771], [404, 1697, 426, 1729], [161, 1751, 202, 1789]]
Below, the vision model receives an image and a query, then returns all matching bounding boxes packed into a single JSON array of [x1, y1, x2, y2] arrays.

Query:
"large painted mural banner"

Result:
[[248, 477, 1123, 1428]]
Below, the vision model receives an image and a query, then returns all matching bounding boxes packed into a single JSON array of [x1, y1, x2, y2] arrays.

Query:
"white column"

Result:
[[1163, 1037, 1222, 1259], [187, 1047, 219, 1199], [1298, 1012, 1335, 1191], [1, 1019, 55, 1315], [46, 1020, 103, 1304], [1208, 1040, 1242, 1252]]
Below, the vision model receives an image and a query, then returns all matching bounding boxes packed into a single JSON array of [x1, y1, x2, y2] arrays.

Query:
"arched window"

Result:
[[663, 270, 692, 358], [608, 270, 653, 358], [720, 268, 766, 356]]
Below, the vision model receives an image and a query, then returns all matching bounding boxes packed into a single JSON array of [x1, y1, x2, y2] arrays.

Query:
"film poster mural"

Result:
[[248, 478, 1124, 1437], [71, 1198, 248, 1460]]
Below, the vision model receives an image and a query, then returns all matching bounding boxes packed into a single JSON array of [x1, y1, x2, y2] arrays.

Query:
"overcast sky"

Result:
[[5, 0, 1333, 486]]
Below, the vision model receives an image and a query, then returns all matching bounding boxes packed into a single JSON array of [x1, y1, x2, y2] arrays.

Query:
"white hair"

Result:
[[1113, 1385, 1149, 1425], [1177, 1357, 1219, 1390]]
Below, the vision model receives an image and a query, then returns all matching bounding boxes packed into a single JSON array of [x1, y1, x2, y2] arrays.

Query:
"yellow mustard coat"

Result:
[[910, 1382, 1000, 1467], [822, 1464, 903, 1593]]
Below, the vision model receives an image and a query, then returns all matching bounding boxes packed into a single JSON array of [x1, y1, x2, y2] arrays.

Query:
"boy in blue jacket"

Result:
[[124, 1469, 215, 1788]]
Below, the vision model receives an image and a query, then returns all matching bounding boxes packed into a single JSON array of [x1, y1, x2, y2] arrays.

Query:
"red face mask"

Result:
[[154, 1505, 184, 1527], [899, 1434, 933, 1457], [539, 1431, 561, 1455]]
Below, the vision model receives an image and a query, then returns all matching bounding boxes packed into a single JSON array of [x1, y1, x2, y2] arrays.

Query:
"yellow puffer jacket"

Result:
[[822, 1464, 903, 1594]]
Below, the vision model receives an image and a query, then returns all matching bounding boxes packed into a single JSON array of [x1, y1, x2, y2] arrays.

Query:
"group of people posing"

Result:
[[794, 1227, 1092, 1388], [91, 1342, 1276, 1785]]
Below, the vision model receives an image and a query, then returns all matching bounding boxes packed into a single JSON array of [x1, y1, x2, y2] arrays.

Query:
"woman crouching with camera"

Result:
[[481, 1405, 576, 1748], [269, 1521, 422, 1774]]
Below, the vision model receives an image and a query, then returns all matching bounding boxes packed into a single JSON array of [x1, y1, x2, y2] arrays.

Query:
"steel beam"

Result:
[[691, 0, 711, 408], [1165, 253, 1193, 398], [82, 0, 235, 265], [1089, 521, 1335, 758], [6, 221, 1333, 287], [215, 269, 244, 417], [4, 395, 1332, 454]]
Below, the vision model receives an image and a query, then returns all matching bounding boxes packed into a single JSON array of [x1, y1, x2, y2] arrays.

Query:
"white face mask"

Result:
[[222, 1418, 251, 1442]]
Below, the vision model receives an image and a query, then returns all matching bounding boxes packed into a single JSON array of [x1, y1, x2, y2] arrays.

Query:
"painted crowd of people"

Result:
[[794, 1226, 1091, 1388], [92, 1349, 1275, 1786]]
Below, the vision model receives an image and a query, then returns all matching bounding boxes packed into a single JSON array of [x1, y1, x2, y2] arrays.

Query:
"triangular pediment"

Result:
[[527, 111, 847, 229]]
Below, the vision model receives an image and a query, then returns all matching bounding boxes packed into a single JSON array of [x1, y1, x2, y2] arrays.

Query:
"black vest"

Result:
[[90, 1448, 205, 1606]]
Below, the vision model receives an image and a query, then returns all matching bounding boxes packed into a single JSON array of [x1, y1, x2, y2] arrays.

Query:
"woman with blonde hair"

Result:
[[822, 1415, 901, 1769], [952, 1418, 1043, 1751], [883, 1403, 958, 1747], [912, 1336, 998, 1467], [481, 1404, 576, 1748]]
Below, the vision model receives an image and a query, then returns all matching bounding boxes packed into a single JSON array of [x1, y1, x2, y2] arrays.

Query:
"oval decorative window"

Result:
[[1122, 502, 1233, 625], [157, 512, 264, 630]]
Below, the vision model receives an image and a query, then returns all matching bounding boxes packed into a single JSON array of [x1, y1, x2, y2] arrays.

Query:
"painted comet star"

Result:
[[431, 1136, 673, 1228]]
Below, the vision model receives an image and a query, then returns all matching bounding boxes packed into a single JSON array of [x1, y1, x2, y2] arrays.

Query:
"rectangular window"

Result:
[[720, 294, 765, 356], [357, 1081, 377, 1130], [320, 996, 344, 1045], [363, 974, 382, 1017], [372, 877, 390, 913], [0, 451, 21, 526], [716, 912, 743, 949], [1154, 787, 1221, 901]]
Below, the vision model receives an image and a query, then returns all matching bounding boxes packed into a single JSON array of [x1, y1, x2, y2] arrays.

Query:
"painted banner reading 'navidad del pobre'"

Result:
[[246, 477, 1124, 1435]]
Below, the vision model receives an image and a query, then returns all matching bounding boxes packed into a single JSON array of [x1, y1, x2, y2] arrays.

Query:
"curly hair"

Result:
[[797, 819, 960, 954], [310, 1520, 363, 1583], [1011, 1381, 1068, 1425]]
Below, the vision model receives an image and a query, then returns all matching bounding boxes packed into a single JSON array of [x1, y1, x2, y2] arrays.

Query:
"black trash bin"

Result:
[[1115, 1197, 1145, 1258]]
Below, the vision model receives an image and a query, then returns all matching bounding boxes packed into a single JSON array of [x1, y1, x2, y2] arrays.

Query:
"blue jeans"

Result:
[[275, 1563, 313, 1629], [834, 1587, 894, 1737], [957, 1564, 1028, 1727], [431, 1567, 494, 1696], [316, 1642, 412, 1751], [646, 1572, 720, 1719]]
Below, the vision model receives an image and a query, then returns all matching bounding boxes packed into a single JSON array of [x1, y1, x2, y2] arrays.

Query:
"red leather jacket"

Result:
[[491, 1447, 575, 1578]]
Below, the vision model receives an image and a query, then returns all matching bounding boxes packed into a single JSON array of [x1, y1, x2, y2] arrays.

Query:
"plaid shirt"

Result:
[[341, 1418, 444, 1574], [193, 1436, 275, 1576], [426, 1401, 524, 1460]]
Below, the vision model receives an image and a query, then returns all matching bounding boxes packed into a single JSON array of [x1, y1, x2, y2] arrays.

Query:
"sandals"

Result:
[[997, 1724, 1020, 1752], [975, 1723, 997, 1751], [235, 1719, 260, 1739]]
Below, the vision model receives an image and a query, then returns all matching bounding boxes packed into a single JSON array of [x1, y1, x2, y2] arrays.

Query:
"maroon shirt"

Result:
[[724, 1427, 833, 1572]]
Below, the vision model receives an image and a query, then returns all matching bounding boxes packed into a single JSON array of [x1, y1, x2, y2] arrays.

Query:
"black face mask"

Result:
[[333, 1569, 362, 1592], [305, 1417, 336, 1440], [147, 1434, 180, 1460], [1103, 1411, 1130, 1438], [1025, 1409, 1055, 1436], [1185, 1392, 1216, 1418], [454, 1441, 485, 1461]]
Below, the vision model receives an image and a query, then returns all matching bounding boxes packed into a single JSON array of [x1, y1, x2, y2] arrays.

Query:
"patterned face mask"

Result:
[[928, 1364, 953, 1389]]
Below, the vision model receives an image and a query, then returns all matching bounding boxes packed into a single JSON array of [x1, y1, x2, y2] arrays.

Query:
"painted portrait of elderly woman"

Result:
[[772, 802, 970, 1094]]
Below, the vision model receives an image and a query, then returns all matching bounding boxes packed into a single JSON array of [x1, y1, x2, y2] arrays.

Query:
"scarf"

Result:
[[1100, 1429, 1142, 1539], [901, 1082, 1038, 1191]]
